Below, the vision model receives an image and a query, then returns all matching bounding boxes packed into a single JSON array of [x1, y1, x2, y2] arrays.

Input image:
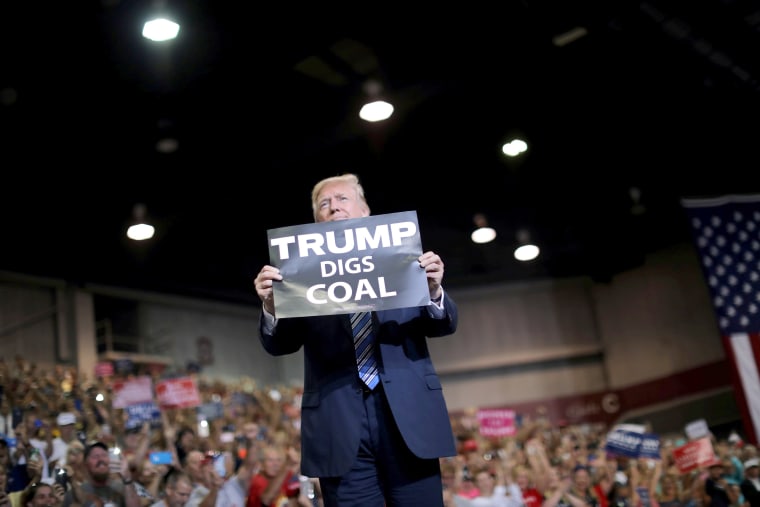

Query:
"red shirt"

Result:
[[522, 487, 544, 507], [246, 471, 294, 507]]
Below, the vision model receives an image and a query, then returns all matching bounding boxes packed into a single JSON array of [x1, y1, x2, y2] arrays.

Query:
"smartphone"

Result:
[[12, 407, 23, 429], [149, 451, 173, 465], [213, 453, 227, 478], [108, 447, 122, 473], [55, 467, 69, 488]]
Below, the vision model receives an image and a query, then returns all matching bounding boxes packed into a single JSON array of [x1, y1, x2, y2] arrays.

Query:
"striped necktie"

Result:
[[351, 311, 379, 390]]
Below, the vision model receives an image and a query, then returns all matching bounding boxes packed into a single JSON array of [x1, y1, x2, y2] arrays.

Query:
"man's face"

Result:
[[185, 451, 205, 481], [30, 484, 57, 507], [243, 423, 259, 441], [167, 478, 193, 507], [85, 447, 111, 482], [59, 424, 76, 441], [262, 450, 284, 478], [315, 181, 369, 223]]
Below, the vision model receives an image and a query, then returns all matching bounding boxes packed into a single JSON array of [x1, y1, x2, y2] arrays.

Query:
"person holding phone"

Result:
[[22, 411, 53, 486], [49, 412, 79, 476], [0, 466, 11, 507], [61, 442, 141, 507]]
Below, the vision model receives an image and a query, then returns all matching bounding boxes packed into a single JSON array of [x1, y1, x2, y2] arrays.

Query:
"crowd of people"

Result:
[[0, 356, 757, 507]]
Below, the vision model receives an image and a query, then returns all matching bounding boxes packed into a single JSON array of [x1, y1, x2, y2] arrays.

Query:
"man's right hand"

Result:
[[254, 265, 282, 315]]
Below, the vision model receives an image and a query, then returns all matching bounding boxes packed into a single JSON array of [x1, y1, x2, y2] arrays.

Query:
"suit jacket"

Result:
[[741, 477, 760, 507], [259, 297, 458, 477]]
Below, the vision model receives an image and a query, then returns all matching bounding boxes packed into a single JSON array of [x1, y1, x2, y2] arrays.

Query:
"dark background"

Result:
[[2, 1, 759, 305]]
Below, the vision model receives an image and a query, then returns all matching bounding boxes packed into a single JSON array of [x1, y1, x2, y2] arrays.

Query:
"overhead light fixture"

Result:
[[359, 100, 394, 122], [359, 79, 394, 122], [127, 203, 155, 241], [514, 228, 539, 261], [471, 213, 496, 244], [502, 138, 528, 157], [142, 18, 180, 42]]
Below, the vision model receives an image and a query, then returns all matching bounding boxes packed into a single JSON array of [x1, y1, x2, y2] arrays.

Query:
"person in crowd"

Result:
[[609, 473, 638, 507], [567, 465, 603, 507], [1, 466, 11, 507], [0, 439, 16, 492], [61, 441, 141, 507], [461, 461, 524, 507], [149, 469, 193, 507], [281, 476, 315, 507], [216, 441, 259, 507], [656, 473, 684, 507], [681, 470, 706, 507], [246, 445, 299, 507], [129, 454, 166, 507], [542, 467, 586, 507], [629, 458, 660, 507], [8, 455, 44, 507], [441, 459, 458, 495], [740, 458, 760, 507], [182, 449, 224, 507], [174, 429, 196, 469], [48, 413, 78, 474], [20, 482, 62, 507], [10, 419, 41, 491], [703, 458, 740, 507], [59, 441, 86, 490], [253, 172, 459, 506], [23, 410, 54, 483], [514, 464, 544, 507]]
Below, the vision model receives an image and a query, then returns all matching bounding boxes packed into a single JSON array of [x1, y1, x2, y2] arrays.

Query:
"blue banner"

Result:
[[125, 401, 162, 430], [605, 428, 660, 458]]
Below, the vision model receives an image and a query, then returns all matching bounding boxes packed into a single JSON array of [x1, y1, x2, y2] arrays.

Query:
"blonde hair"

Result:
[[310, 173, 369, 220]]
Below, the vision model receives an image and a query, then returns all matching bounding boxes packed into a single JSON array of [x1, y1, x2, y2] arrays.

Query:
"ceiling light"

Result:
[[514, 228, 539, 261], [127, 223, 155, 241], [359, 100, 394, 122], [502, 138, 528, 157], [127, 203, 155, 241], [142, 18, 180, 42], [514, 244, 540, 261], [471, 213, 496, 244]]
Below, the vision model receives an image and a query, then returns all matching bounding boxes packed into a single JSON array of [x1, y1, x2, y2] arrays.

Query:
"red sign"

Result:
[[672, 437, 715, 473], [155, 377, 201, 409], [95, 362, 114, 378]]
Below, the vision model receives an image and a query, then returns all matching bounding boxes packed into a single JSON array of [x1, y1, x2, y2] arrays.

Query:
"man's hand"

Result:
[[254, 265, 282, 315], [419, 251, 444, 300]]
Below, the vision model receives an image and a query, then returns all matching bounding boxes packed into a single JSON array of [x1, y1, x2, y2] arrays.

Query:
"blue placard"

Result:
[[605, 428, 660, 458], [125, 401, 162, 429]]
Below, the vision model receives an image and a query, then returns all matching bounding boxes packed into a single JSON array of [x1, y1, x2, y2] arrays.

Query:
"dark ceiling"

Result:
[[2, 1, 760, 306]]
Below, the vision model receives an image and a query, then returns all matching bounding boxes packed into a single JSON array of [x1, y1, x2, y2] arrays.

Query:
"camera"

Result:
[[55, 467, 69, 488]]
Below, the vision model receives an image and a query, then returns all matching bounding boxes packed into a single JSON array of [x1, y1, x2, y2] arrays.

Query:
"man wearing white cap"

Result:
[[741, 458, 760, 507], [49, 412, 78, 471]]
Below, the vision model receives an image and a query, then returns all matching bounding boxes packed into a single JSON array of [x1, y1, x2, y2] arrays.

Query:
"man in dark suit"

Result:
[[741, 458, 760, 507], [253, 173, 458, 506]]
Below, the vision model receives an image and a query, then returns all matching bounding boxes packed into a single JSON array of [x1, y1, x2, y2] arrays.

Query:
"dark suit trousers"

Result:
[[319, 384, 444, 507]]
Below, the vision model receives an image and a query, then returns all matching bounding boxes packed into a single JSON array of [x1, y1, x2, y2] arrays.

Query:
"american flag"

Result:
[[682, 194, 760, 445]]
